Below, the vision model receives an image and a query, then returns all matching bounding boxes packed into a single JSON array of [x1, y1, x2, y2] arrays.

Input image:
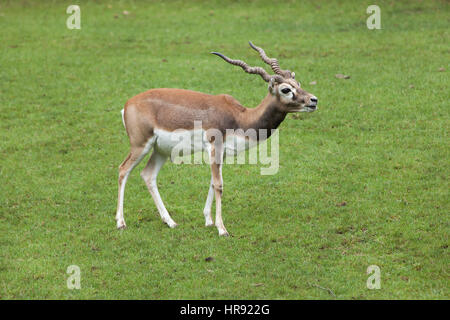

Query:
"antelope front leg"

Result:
[[203, 177, 214, 227], [210, 143, 228, 236]]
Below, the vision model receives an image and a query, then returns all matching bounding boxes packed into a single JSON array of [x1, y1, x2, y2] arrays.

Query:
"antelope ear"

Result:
[[268, 78, 276, 94], [291, 72, 295, 79]]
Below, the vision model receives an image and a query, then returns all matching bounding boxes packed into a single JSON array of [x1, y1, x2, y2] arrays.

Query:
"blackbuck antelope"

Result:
[[116, 42, 318, 236]]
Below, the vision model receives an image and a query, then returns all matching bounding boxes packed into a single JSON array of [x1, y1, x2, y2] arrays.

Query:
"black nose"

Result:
[[310, 97, 318, 104]]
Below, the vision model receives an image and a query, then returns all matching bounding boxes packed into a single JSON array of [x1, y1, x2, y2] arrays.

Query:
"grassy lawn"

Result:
[[0, 0, 448, 299]]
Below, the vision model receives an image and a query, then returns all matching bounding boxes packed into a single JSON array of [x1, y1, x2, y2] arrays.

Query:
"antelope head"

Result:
[[212, 41, 318, 113]]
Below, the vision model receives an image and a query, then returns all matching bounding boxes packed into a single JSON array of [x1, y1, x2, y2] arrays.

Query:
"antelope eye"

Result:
[[281, 88, 291, 94]]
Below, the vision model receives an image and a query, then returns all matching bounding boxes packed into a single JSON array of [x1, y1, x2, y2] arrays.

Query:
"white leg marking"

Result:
[[210, 144, 229, 236], [116, 169, 131, 229], [203, 177, 214, 227], [141, 151, 177, 228], [214, 164, 228, 236]]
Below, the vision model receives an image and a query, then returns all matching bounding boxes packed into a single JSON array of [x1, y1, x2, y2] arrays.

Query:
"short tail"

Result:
[[120, 108, 126, 129]]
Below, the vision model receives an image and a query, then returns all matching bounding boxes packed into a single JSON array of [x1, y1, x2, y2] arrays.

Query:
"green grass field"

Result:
[[0, 0, 448, 299]]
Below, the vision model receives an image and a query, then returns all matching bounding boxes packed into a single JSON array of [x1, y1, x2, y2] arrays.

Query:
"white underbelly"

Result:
[[153, 128, 254, 157]]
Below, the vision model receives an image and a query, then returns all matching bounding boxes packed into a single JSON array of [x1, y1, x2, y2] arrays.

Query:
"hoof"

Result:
[[116, 219, 127, 229], [205, 220, 214, 227], [166, 220, 178, 229], [218, 230, 230, 237]]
